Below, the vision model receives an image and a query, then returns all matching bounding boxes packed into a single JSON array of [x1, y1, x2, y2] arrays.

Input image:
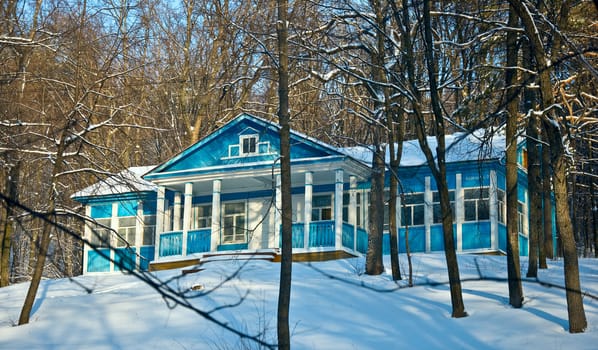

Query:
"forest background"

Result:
[[0, 0, 596, 295]]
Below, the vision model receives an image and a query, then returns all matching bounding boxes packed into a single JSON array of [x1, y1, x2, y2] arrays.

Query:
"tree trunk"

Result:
[[19, 138, 66, 324], [526, 114, 542, 278], [542, 137, 554, 260], [547, 137, 587, 333], [1, 160, 19, 286], [505, 3, 524, 308], [366, 140, 385, 276], [388, 128, 403, 281], [276, 0, 292, 348], [421, 0, 466, 318]]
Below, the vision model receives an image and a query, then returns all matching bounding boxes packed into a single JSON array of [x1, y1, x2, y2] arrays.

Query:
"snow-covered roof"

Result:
[[71, 166, 157, 199], [340, 130, 506, 167]]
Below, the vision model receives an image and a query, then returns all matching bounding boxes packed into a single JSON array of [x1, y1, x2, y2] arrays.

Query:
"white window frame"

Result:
[[240, 134, 258, 155], [222, 201, 247, 244]]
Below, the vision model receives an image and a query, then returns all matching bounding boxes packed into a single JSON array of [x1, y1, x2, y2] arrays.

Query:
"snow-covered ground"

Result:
[[1, 254, 597, 349]]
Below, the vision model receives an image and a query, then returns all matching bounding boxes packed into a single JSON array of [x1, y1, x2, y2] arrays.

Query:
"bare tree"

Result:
[[507, 0, 588, 333], [276, 0, 292, 348], [504, 3, 524, 308]]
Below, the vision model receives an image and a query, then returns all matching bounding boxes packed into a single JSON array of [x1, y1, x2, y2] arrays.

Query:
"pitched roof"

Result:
[[71, 166, 157, 200], [340, 130, 506, 167]]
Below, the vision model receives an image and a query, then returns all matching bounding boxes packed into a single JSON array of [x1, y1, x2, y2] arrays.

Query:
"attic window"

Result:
[[241, 135, 257, 155]]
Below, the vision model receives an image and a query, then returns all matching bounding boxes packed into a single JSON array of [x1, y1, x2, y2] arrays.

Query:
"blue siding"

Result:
[[499, 224, 507, 252], [139, 246, 155, 270], [217, 243, 249, 251], [90, 205, 112, 219], [142, 200, 156, 215], [462, 221, 491, 250], [430, 225, 444, 251], [519, 234, 529, 256], [114, 247, 136, 271], [399, 227, 426, 253], [382, 233, 391, 254], [156, 116, 332, 174], [118, 200, 138, 217], [187, 229, 211, 254], [87, 249, 110, 272]]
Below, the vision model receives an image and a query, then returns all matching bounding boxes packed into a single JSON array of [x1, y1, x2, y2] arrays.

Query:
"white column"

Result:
[[210, 180, 221, 252], [173, 192, 182, 231], [154, 186, 166, 260], [424, 176, 432, 253], [182, 182, 193, 255], [349, 176, 357, 251], [304, 172, 313, 249], [489, 170, 498, 250], [275, 174, 281, 249], [523, 190, 529, 237], [83, 205, 91, 273], [135, 201, 144, 268], [397, 194, 402, 252], [334, 169, 343, 250], [110, 202, 118, 272], [455, 173, 464, 252]]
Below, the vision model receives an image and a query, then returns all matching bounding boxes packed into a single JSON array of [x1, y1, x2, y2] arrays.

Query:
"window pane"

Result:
[[478, 200, 490, 220], [404, 193, 424, 205], [433, 203, 442, 224], [413, 205, 424, 225], [313, 195, 332, 207], [401, 207, 412, 226], [464, 201, 476, 221], [225, 202, 244, 214], [312, 209, 320, 221], [143, 226, 155, 245], [321, 208, 332, 220]]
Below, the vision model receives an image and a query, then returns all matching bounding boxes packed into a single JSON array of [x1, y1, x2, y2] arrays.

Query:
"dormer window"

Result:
[[241, 135, 258, 155]]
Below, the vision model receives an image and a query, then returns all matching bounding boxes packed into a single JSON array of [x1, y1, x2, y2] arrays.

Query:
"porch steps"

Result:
[[275, 250, 358, 262], [149, 249, 359, 272], [148, 249, 278, 272]]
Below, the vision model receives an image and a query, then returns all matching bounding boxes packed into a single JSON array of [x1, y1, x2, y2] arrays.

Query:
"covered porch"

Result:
[[148, 158, 371, 265]]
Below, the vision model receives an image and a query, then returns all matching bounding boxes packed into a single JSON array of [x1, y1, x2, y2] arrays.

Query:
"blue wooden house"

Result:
[[73, 113, 550, 274]]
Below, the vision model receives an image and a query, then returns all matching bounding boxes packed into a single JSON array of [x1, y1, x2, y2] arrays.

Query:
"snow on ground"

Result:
[[0, 254, 597, 349]]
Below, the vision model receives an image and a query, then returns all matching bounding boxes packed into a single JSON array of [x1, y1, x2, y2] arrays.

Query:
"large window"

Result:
[[117, 216, 137, 247], [432, 190, 455, 224], [312, 194, 332, 221], [400, 193, 425, 227], [343, 192, 362, 227], [222, 202, 246, 244], [89, 218, 111, 248], [191, 204, 212, 230], [464, 188, 490, 221]]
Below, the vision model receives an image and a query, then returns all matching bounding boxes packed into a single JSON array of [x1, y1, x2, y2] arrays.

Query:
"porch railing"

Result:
[[187, 229, 211, 255], [158, 229, 211, 257], [159, 231, 183, 257], [308, 220, 335, 247]]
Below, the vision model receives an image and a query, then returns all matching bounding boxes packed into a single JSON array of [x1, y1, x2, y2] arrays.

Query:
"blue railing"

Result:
[[342, 222, 354, 250], [291, 223, 305, 248], [356, 227, 368, 254], [187, 229, 211, 254], [159, 231, 183, 257], [308, 220, 335, 247]]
